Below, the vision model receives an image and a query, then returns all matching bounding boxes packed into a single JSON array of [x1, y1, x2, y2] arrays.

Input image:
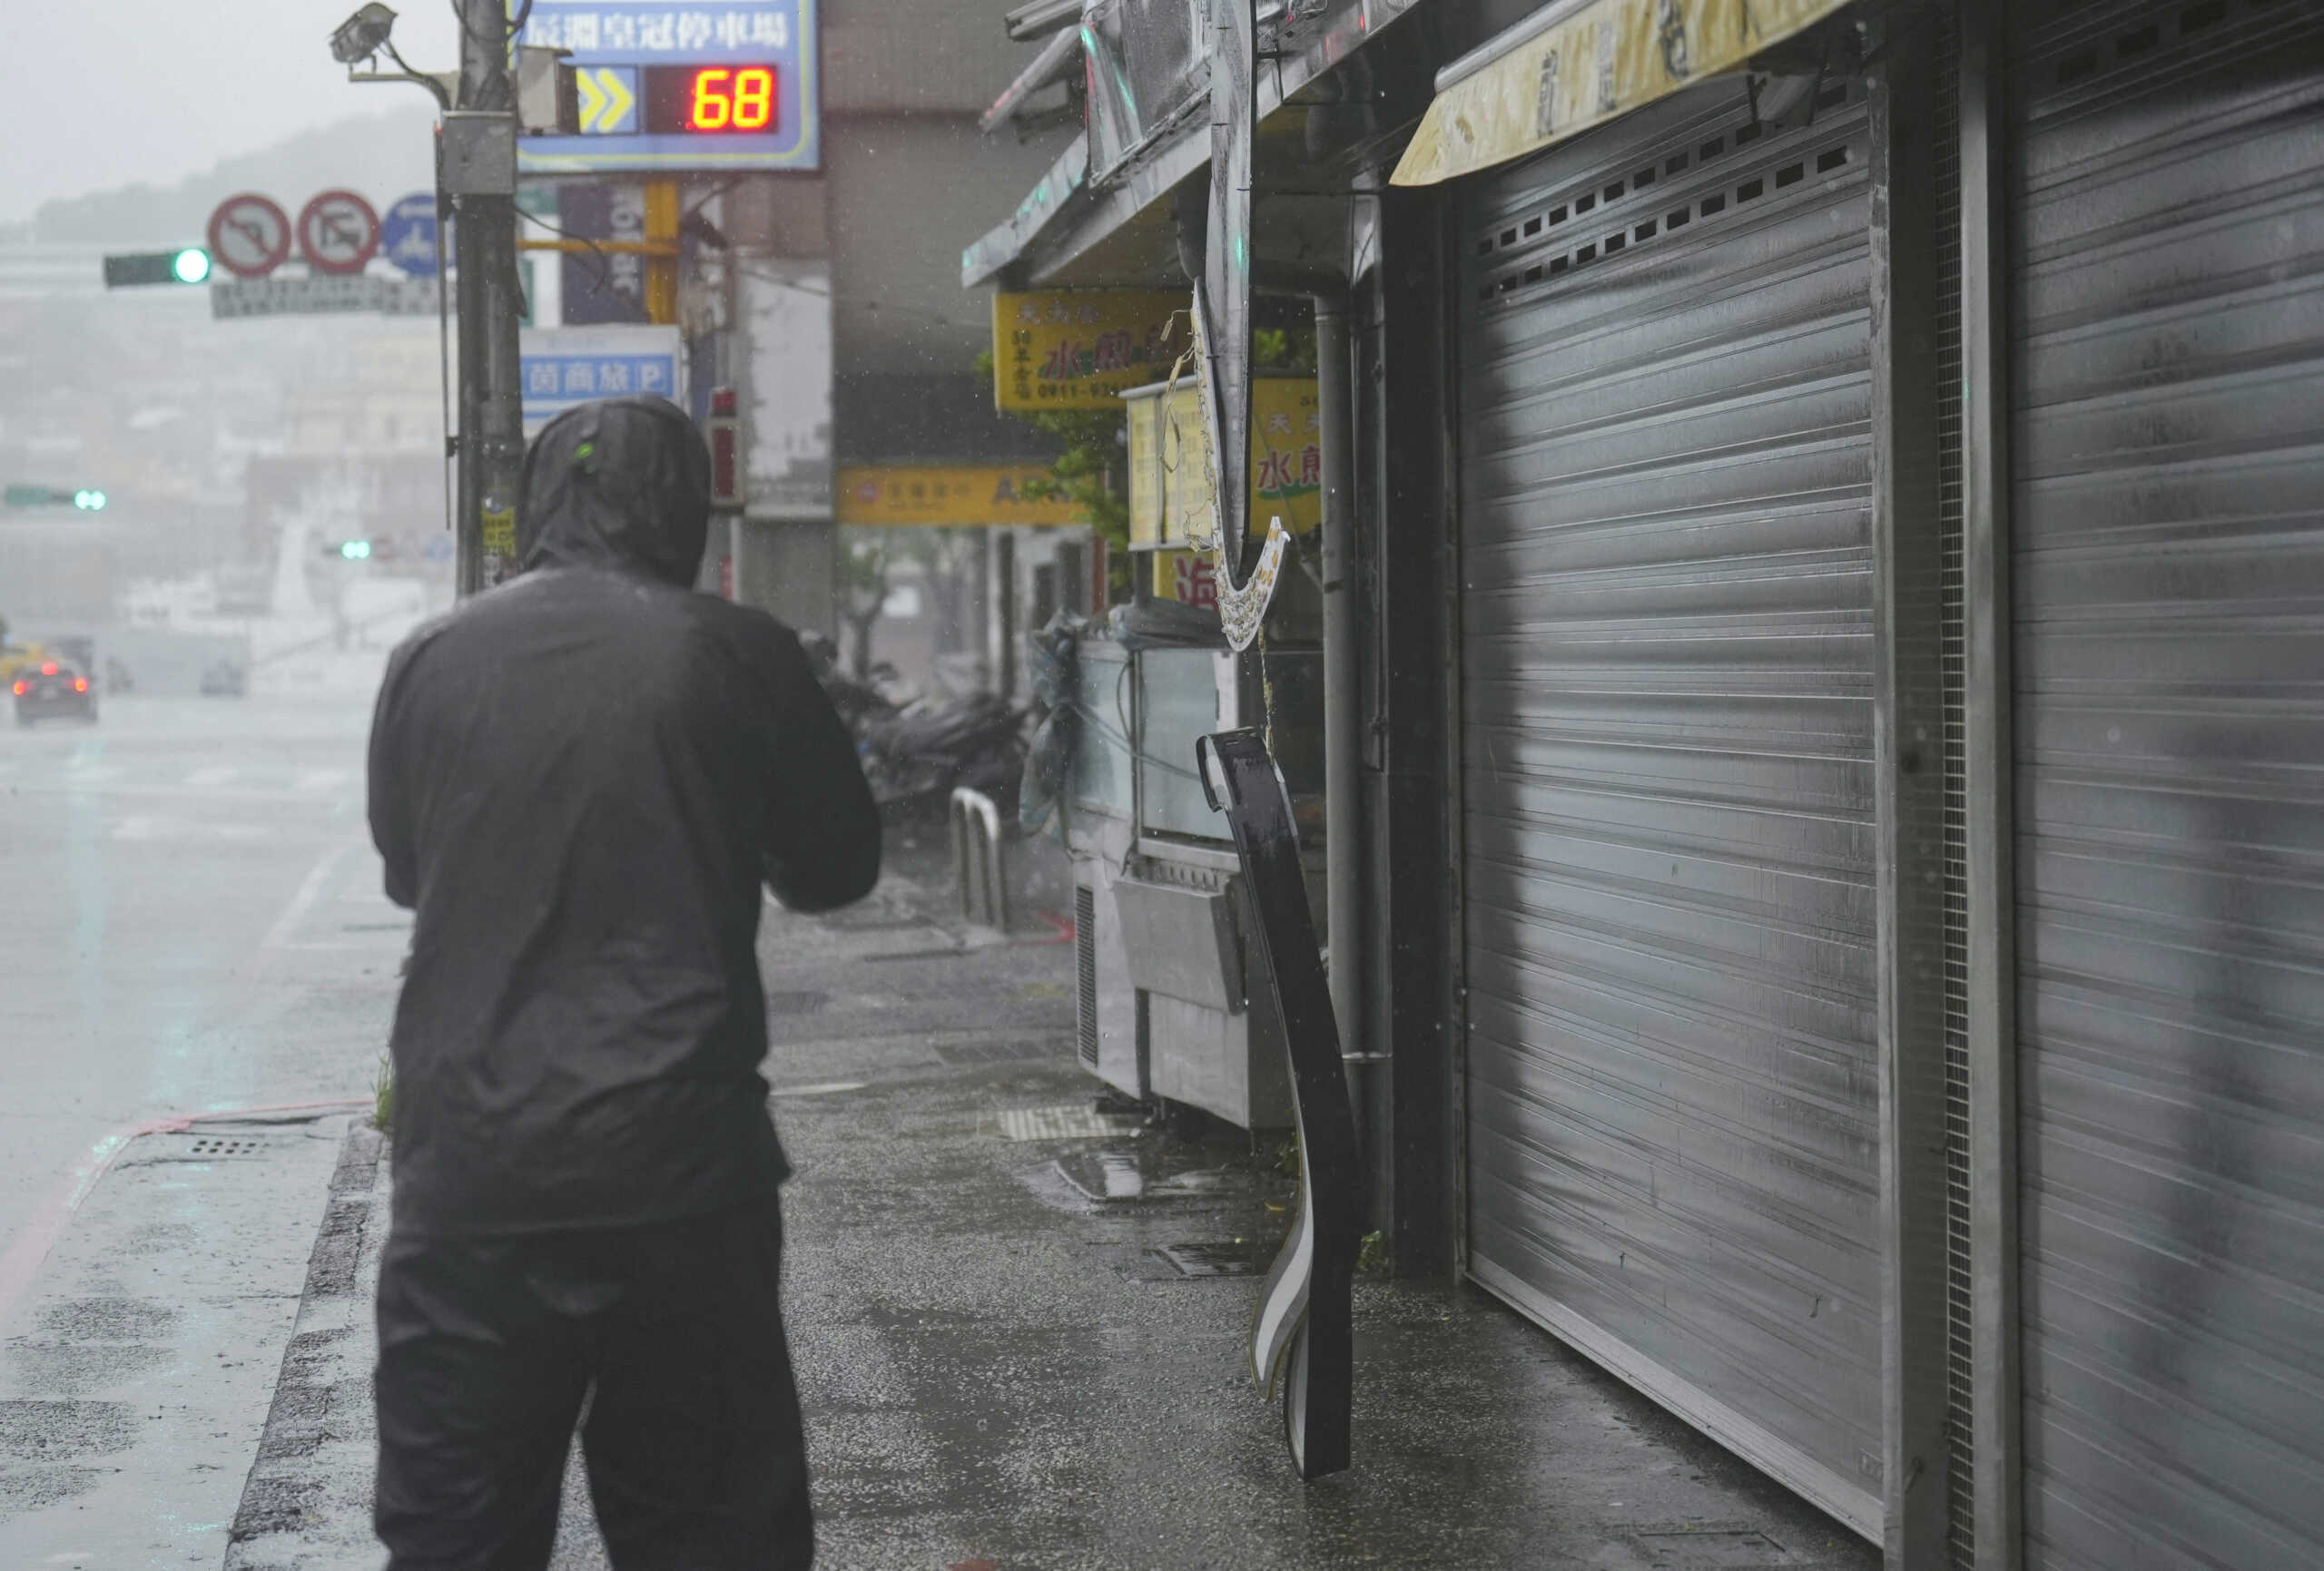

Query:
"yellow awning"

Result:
[[1390, 0, 1854, 188]]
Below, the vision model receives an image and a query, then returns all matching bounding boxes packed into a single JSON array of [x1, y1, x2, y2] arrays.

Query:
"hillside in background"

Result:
[[6, 104, 438, 244]]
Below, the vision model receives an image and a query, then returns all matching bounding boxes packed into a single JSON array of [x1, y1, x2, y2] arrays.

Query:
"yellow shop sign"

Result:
[[991, 290, 1191, 412], [835, 465, 1085, 527]]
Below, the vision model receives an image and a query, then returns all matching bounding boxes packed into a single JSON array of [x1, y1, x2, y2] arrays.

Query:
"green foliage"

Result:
[[976, 349, 1131, 601], [1357, 1229, 1392, 1274], [1253, 320, 1318, 374], [372, 1053, 395, 1134]]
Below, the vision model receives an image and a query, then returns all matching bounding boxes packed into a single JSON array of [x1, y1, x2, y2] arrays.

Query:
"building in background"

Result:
[[526, 1, 1081, 685]]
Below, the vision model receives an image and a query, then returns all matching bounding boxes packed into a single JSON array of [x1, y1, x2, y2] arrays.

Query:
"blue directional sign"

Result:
[[381, 192, 450, 278], [519, 326, 684, 431], [516, 0, 819, 173]]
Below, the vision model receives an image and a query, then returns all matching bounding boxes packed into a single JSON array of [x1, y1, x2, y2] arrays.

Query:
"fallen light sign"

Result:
[[516, 1, 818, 173]]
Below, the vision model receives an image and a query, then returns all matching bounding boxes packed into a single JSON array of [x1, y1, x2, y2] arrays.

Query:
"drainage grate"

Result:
[[1151, 1242, 1265, 1278], [185, 1137, 266, 1157], [992, 1105, 1142, 1142], [1074, 884, 1098, 1069]]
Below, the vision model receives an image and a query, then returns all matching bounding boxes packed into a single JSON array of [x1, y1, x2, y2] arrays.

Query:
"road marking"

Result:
[[261, 842, 357, 950], [188, 765, 236, 788], [769, 1081, 868, 1098], [295, 767, 351, 792]]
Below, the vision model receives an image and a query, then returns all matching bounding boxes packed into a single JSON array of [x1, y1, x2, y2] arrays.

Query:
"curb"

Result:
[[225, 1120, 391, 1567]]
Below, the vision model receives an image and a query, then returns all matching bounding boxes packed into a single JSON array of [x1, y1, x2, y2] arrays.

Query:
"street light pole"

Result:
[[451, 0, 526, 594]]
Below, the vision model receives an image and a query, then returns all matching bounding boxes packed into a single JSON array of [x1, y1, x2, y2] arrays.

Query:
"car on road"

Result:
[[200, 661, 248, 697], [13, 661, 97, 725]]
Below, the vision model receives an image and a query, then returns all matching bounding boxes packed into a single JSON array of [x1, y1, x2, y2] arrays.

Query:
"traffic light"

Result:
[[5, 484, 107, 510], [102, 249, 212, 288], [323, 539, 373, 560]]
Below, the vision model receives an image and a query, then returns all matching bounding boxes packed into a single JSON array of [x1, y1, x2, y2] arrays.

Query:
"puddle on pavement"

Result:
[[1052, 1149, 1252, 1205]]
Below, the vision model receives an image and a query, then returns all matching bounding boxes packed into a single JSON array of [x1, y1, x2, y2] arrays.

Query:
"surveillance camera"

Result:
[[330, 3, 399, 65]]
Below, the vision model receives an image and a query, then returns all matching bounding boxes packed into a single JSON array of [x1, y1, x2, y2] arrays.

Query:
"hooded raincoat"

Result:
[[368, 396, 880, 1237]]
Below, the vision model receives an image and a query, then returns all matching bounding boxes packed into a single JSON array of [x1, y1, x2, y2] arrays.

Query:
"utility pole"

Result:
[[449, 0, 526, 594]]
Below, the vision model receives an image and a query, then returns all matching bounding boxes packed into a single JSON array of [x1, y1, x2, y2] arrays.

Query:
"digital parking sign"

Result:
[[515, 0, 819, 173]]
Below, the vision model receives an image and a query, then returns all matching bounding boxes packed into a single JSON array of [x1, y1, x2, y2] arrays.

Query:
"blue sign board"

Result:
[[519, 326, 684, 429], [515, 0, 819, 174], [381, 192, 448, 278]]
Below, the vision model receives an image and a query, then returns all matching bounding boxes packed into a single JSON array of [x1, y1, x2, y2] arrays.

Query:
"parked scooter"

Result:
[[797, 633, 1028, 818]]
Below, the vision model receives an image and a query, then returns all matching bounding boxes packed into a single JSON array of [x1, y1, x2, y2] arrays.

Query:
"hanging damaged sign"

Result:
[[1181, 0, 1289, 654], [1181, 299, 1294, 653], [1390, 0, 1855, 187]]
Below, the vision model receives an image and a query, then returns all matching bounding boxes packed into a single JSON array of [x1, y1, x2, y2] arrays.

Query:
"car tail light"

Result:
[[40, 663, 57, 675], [9, 681, 23, 696], [74, 678, 88, 692]]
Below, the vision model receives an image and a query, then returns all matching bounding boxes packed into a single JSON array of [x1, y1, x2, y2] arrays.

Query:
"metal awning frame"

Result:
[[962, 0, 1427, 290], [981, 23, 1088, 136]]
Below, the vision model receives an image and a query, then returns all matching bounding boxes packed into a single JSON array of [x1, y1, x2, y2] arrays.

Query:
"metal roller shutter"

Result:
[[1457, 75, 1885, 1535], [2009, 2, 2324, 1565]]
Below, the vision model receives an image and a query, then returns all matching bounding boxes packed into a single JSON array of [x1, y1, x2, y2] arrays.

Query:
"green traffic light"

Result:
[[73, 489, 105, 511], [340, 540, 371, 560], [172, 249, 211, 285]]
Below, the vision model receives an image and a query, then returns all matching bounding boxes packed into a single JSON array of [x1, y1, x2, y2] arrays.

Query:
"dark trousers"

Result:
[[374, 1197, 812, 1571]]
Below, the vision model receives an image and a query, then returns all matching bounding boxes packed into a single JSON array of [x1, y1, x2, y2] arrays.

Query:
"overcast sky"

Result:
[[0, 2, 461, 223]]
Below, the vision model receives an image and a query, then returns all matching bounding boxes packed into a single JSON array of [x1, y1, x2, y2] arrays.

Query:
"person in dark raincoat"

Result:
[[366, 395, 879, 1569]]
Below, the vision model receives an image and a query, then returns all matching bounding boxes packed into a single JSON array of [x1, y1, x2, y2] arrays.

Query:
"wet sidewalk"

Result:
[[231, 830, 1877, 1570]]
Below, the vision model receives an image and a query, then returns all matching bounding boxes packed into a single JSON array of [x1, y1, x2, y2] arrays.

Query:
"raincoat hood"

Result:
[[517, 395, 713, 587]]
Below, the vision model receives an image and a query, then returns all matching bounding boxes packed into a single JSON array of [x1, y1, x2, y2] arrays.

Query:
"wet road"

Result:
[[0, 684, 404, 1296]]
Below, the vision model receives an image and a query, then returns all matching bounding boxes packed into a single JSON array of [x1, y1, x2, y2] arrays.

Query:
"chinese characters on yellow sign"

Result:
[[1127, 376, 1321, 608], [834, 465, 1084, 527], [991, 290, 1191, 411]]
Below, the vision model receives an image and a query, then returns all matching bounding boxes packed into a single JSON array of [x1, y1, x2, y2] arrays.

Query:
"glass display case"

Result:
[[1071, 638, 1135, 820]]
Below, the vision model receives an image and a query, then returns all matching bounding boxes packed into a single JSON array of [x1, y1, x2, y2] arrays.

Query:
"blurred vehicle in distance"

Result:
[[199, 661, 249, 698], [13, 661, 97, 726]]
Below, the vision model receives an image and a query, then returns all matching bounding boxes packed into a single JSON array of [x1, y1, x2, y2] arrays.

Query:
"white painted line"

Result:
[[768, 1081, 868, 1098], [187, 765, 236, 788], [295, 767, 351, 792], [261, 842, 356, 951]]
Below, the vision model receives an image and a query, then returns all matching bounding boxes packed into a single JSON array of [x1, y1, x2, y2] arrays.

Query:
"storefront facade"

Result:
[[966, 2, 2324, 1565]]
